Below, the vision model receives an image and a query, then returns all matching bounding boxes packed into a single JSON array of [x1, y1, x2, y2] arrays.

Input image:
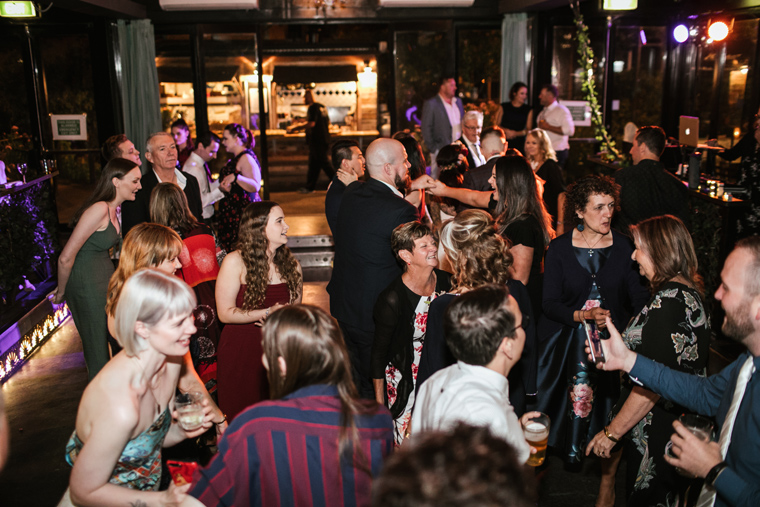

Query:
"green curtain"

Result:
[[501, 13, 530, 103], [117, 19, 161, 173]]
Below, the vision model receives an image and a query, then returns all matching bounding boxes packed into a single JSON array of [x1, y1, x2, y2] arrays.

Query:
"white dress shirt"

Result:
[[411, 361, 530, 464], [537, 100, 575, 152], [462, 136, 486, 167], [440, 94, 462, 143], [377, 178, 404, 198], [182, 152, 225, 219]]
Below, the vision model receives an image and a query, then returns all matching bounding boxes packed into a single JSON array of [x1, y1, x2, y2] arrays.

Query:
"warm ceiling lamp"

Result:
[[708, 21, 729, 42], [0, 1, 38, 18]]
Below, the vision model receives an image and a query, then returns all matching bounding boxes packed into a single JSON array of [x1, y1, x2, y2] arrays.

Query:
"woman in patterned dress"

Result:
[[371, 222, 451, 444], [217, 123, 262, 251], [586, 215, 711, 507]]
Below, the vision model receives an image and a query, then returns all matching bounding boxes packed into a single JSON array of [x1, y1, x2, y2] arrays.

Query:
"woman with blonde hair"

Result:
[[416, 209, 537, 415], [186, 304, 393, 507], [150, 182, 225, 396], [215, 201, 303, 421], [63, 270, 212, 506], [524, 128, 566, 231], [54, 158, 142, 380]]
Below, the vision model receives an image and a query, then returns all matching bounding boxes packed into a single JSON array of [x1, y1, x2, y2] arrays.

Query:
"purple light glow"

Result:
[[674, 24, 689, 43], [639, 29, 647, 45]]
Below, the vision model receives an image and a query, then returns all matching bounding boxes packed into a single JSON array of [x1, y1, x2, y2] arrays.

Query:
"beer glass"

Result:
[[522, 412, 550, 466], [666, 413, 714, 476]]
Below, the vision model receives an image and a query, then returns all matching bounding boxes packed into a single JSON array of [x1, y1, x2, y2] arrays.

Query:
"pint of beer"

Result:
[[522, 412, 550, 467]]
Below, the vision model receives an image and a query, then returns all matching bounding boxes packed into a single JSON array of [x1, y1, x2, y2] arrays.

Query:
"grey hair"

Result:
[[114, 269, 196, 356], [146, 131, 173, 154], [463, 110, 484, 124]]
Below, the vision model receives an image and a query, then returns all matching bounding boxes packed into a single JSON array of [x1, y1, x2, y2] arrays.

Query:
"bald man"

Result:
[[327, 138, 420, 398]]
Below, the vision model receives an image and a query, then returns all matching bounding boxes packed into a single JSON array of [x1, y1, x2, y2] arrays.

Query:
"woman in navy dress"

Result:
[[536, 175, 649, 470]]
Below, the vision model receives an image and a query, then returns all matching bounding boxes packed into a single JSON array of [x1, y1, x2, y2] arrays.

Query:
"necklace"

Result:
[[579, 228, 607, 257]]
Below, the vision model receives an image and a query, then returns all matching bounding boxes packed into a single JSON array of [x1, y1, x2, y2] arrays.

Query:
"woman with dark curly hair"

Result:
[[416, 209, 537, 415], [215, 201, 303, 421], [217, 123, 262, 251], [536, 175, 649, 473]]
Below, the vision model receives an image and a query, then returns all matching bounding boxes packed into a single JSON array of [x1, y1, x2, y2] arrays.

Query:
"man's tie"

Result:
[[695, 355, 755, 507], [473, 144, 485, 167], [203, 163, 213, 192]]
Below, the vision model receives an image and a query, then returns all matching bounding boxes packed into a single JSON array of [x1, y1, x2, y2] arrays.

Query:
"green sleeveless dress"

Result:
[[65, 220, 119, 380]]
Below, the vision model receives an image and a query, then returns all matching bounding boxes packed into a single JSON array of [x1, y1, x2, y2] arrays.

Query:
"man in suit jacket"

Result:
[[422, 75, 465, 178], [325, 140, 365, 236], [459, 110, 486, 170], [121, 132, 204, 237], [463, 126, 507, 195], [327, 138, 419, 398]]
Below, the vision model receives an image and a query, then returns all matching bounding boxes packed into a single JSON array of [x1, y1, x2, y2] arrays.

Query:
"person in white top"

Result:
[[537, 84, 575, 169], [181, 131, 235, 222], [411, 283, 540, 464]]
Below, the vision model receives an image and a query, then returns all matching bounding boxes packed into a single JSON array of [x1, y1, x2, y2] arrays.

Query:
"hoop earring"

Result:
[[577, 223, 585, 232]]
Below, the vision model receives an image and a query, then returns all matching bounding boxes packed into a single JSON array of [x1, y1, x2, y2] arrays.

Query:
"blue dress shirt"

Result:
[[629, 352, 760, 507]]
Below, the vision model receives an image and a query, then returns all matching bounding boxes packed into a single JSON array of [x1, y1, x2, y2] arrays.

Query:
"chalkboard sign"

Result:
[[50, 114, 88, 141], [560, 101, 591, 127]]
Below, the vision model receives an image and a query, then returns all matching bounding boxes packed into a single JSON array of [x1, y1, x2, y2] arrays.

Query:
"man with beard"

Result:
[[594, 237, 760, 507], [328, 138, 419, 399]]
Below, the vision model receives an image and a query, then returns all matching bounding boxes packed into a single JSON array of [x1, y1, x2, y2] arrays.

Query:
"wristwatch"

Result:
[[705, 461, 728, 488]]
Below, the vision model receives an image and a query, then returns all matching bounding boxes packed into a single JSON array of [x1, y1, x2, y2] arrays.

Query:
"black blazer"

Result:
[[121, 169, 204, 238], [327, 178, 419, 333]]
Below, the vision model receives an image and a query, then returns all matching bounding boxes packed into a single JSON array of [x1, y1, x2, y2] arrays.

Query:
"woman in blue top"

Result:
[[536, 175, 649, 469]]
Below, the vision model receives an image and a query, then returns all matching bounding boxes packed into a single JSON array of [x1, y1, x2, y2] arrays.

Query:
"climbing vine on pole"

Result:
[[571, 1, 620, 161]]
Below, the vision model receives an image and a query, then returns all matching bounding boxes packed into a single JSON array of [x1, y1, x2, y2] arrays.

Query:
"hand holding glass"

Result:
[[174, 392, 204, 431], [522, 412, 550, 466]]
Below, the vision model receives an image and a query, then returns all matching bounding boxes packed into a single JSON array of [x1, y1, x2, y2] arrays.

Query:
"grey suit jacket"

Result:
[[421, 95, 465, 154]]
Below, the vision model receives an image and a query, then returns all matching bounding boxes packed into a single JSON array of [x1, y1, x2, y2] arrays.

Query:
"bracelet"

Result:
[[265, 308, 270, 317], [214, 413, 227, 425], [705, 461, 728, 487], [603, 426, 619, 443], [556, 221, 564, 224]]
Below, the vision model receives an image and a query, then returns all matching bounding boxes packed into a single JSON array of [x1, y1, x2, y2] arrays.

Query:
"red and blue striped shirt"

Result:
[[189, 384, 393, 507]]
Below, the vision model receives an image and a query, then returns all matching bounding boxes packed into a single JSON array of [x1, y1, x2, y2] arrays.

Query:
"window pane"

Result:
[[203, 33, 259, 133], [552, 25, 606, 101], [394, 31, 448, 134], [156, 34, 196, 136], [609, 26, 666, 142], [458, 27, 501, 113], [0, 31, 32, 175]]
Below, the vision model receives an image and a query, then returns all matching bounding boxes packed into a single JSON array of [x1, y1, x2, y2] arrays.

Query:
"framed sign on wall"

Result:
[[50, 114, 88, 141]]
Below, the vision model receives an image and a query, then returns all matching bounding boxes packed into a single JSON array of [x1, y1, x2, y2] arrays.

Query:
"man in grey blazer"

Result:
[[422, 75, 465, 178]]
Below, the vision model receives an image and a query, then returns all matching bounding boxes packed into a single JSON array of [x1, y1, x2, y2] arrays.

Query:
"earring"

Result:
[[577, 223, 585, 232]]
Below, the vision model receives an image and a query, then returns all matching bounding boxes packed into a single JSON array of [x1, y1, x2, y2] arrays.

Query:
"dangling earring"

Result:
[[577, 223, 585, 232]]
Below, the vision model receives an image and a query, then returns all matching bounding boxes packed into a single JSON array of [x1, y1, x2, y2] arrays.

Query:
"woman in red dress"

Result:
[[215, 201, 303, 421]]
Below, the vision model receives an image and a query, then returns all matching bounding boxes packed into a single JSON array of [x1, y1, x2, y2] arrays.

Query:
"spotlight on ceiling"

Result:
[[708, 21, 729, 42], [673, 24, 689, 44]]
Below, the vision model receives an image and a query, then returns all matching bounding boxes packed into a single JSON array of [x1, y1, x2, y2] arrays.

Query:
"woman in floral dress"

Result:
[[586, 215, 710, 507], [371, 222, 450, 444]]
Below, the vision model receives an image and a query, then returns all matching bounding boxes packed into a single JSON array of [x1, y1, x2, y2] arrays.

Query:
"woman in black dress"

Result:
[[218, 123, 262, 251], [525, 128, 566, 232], [489, 155, 554, 321], [499, 82, 534, 156]]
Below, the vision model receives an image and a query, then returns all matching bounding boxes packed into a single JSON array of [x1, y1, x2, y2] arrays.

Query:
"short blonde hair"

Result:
[[114, 269, 196, 356]]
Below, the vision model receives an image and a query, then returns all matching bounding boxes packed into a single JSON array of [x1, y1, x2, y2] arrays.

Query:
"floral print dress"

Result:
[[385, 295, 436, 445], [616, 281, 711, 507]]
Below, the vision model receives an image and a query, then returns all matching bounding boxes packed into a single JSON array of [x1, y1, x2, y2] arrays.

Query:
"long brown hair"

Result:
[[262, 304, 374, 471], [630, 215, 703, 295], [149, 182, 202, 236], [105, 223, 183, 316], [70, 158, 139, 227], [439, 209, 513, 290], [237, 201, 301, 310], [492, 156, 554, 244]]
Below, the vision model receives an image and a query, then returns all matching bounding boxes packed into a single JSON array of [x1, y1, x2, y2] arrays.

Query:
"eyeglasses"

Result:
[[463, 124, 482, 131], [510, 313, 530, 334]]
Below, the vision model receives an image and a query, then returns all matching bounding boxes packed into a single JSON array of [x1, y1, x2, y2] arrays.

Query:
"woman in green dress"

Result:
[[54, 158, 142, 380]]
